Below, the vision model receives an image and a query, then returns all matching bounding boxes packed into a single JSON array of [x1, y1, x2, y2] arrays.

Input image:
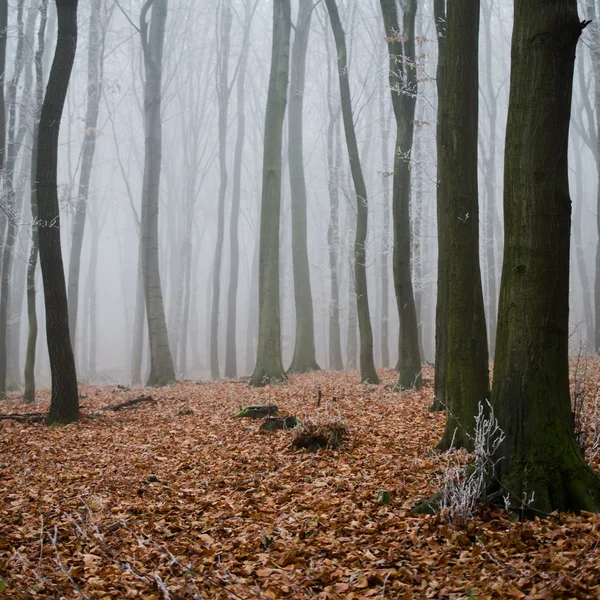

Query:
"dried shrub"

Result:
[[291, 414, 348, 451], [571, 355, 600, 466]]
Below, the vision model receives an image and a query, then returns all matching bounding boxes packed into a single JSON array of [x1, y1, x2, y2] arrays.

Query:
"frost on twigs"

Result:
[[291, 413, 348, 451]]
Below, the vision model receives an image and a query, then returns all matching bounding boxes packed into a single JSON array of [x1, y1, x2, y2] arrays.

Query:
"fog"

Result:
[[0, 0, 597, 388]]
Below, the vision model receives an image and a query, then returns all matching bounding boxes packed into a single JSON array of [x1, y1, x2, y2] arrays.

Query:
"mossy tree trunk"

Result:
[[491, 1, 600, 514], [325, 0, 379, 384], [139, 0, 175, 387], [380, 0, 422, 390], [250, 0, 291, 387], [37, 0, 79, 424], [431, 0, 447, 411], [288, 0, 320, 374], [437, 0, 489, 450]]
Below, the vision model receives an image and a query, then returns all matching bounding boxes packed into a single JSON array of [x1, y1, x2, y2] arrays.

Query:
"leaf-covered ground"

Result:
[[2, 367, 600, 599]]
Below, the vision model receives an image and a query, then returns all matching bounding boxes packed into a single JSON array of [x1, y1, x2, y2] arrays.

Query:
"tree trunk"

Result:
[[491, 1, 600, 514], [225, 0, 254, 379], [67, 0, 103, 350], [0, 0, 7, 171], [0, 0, 27, 399], [431, 0, 447, 411], [288, 0, 320, 374], [37, 0, 79, 424], [249, 0, 291, 386], [380, 0, 422, 389], [139, 0, 175, 386], [210, 0, 233, 380], [325, 0, 378, 384], [437, 0, 489, 450], [24, 0, 48, 403]]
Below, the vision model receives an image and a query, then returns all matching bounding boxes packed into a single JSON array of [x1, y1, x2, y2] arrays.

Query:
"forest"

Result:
[[2, 0, 600, 597]]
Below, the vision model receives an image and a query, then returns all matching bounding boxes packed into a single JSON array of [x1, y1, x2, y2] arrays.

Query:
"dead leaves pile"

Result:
[[1, 366, 600, 599]]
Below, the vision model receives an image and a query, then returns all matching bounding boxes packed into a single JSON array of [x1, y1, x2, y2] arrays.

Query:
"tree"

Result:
[[24, 0, 48, 403], [37, 0, 79, 424], [210, 0, 233, 380], [288, 0, 320, 374], [436, 0, 489, 450], [139, 0, 175, 386], [490, 1, 600, 513], [249, 0, 291, 387], [325, 0, 379, 384], [67, 0, 105, 350], [431, 0, 447, 411], [380, 0, 422, 389], [0, 0, 6, 171]]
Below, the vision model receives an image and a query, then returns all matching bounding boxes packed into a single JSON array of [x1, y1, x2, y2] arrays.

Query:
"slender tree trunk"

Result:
[[225, 0, 254, 378], [37, 0, 79, 424], [24, 0, 48, 403], [288, 0, 320, 374], [87, 221, 99, 382], [246, 230, 259, 375], [431, 0, 447, 411], [491, 2, 600, 513], [325, 0, 379, 383], [380, 0, 422, 389], [378, 79, 391, 369], [139, 0, 175, 386], [249, 0, 291, 386], [210, 0, 233, 380], [437, 0, 489, 450], [0, 0, 7, 171], [345, 169, 358, 370], [67, 0, 103, 350]]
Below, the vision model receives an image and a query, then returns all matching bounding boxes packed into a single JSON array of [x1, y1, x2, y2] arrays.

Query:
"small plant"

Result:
[[439, 401, 505, 526]]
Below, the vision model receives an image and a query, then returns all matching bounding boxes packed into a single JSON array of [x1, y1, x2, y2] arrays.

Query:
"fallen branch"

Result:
[[102, 396, 156, 412]]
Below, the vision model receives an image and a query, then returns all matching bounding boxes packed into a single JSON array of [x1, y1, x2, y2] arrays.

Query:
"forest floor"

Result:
[[2, 365, 600, 599]]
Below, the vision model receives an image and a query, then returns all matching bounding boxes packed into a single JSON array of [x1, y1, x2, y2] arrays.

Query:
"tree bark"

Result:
[[249, 0, 291, 386], [437, 0, 489, 450], [37, 0, 79, 424], [325, 0, 378, 384], [288, 0, 320, 374], [380, 0, 422, 389], [491, 1, 600, 513], [431, 0, 447, 411], [0, 0, 7, 171], [139, 0, 175, 386]]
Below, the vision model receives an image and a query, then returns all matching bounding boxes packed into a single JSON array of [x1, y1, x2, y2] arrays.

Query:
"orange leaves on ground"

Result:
[[1, 366, 600, 598]]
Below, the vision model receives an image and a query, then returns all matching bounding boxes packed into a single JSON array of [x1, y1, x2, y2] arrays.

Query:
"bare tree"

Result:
[[37, 0, 80, 424], [250, 0, 291, 387], [325, 0, 379, 383]]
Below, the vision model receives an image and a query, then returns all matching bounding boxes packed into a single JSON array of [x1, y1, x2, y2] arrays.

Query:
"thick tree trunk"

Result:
[[437, 0, 489, 450], [380, 0, 422, 389], [210, 0, 233, 380], [249, 0, 290, 386], [67, 0, 103, 350], [491, 2, 600, 514], [431, 0, 447, 411], [24, 0, 48, 403], [325, 0, 378, 384], [288, 0, 320, 374], [37, 0, 79, 424], [139, 0, 175, 386]]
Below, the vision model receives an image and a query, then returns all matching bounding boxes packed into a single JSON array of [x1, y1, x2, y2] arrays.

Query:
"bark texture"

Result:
[[249, 0, 291, 387], [380, 0, 422, 389], [491, 2, 600, 513], [437, 0, 489, 450], [37, 0, 79, 424], [139, 0, 175, 386]]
